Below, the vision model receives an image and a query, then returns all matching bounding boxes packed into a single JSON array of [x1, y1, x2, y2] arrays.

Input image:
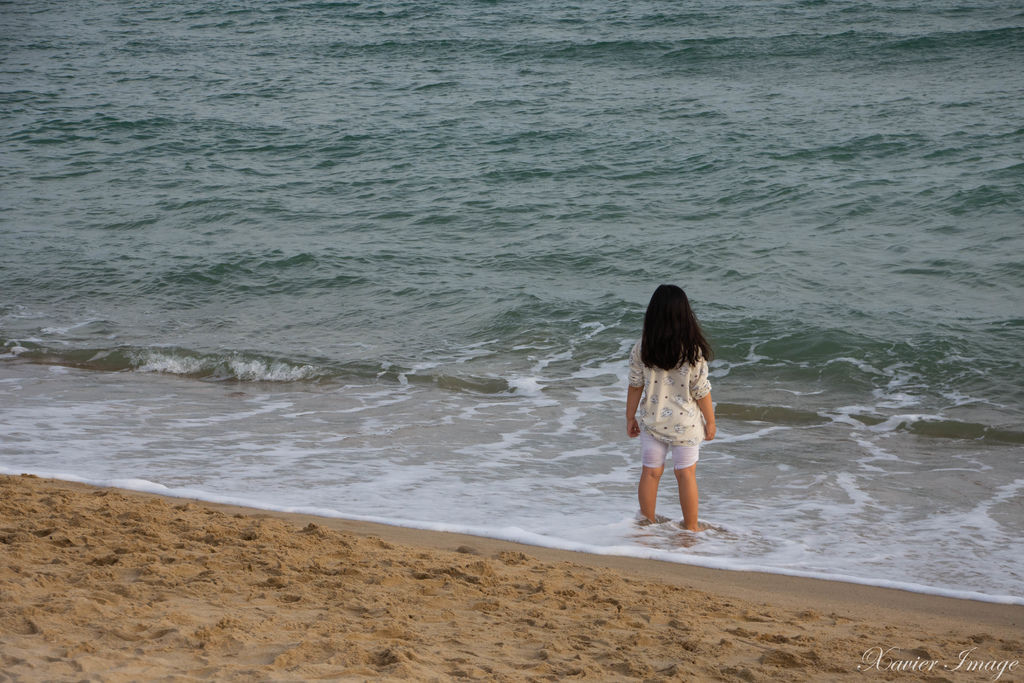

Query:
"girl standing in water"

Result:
[[626, 284, 715, 530]]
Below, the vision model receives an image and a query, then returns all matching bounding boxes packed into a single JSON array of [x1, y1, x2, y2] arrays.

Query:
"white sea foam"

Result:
[[941, 389, 1005, 409], [575, 386, 617, 403], [130, 350, 320, 381], [578, 321, 608, 337], [229, 359, 319, 382], [853, 438, 905, 472], [825, 405, 880, 429], [776, 388, 825, 396], [824, 356, 884, 375], [553, 405, 584, 436], [134, 352, 207, 375], [507, 375, 546, 397], [964, 479, 1024, 537], [833, 472, 871, 512], [40, 319, 106, 336], [712, 425, 789, 444], [713, 344, 772, 379], [867, 412, 946, 433], [571, 359, 626, 381]]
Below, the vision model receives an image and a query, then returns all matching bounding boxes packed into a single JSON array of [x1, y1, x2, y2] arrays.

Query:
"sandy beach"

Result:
[[1, 473, 1020, 681]]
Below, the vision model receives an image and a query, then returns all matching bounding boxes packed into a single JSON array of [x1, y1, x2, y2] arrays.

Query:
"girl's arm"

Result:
[[626, 385, 643, 437], [696, 392, 716, 441]]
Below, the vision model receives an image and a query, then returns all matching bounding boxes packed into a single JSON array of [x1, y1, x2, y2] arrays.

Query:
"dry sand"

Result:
[[1, 473, 1020, 681]]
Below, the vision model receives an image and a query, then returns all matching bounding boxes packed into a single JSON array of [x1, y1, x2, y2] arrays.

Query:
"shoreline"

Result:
[[52, 477, 1024, 623], [2, 473, 1021, 680], [3, 466, 1020, 608]]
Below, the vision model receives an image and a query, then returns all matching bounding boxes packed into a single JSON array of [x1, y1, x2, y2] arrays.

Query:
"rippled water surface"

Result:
[[2, 0, 1023, 601]]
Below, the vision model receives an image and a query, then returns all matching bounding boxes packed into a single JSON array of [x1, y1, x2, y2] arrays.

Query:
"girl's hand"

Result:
[[704, 422, 716, 441], [627, 417, 641, 438]]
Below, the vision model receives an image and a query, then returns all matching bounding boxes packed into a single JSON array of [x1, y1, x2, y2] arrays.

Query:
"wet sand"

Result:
[[1, 474, 1020, 681]]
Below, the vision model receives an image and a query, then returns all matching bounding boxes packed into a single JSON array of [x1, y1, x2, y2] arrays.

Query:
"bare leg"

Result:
[[638, 465, 664, 522], [674, 464, 699, 531]]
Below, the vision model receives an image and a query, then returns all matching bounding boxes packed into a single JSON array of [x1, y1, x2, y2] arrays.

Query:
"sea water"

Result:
[[2, 0, 1023, 603]]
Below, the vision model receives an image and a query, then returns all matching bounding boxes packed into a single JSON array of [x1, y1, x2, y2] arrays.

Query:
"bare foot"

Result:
[[636, 514, 673, 527]]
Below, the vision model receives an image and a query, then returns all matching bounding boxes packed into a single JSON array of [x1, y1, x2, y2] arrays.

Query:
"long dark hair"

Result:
[[641, 284, 713, 370]]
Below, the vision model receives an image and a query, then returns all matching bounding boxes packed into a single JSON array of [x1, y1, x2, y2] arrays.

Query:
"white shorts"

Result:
[[640, 431, 699, 470]]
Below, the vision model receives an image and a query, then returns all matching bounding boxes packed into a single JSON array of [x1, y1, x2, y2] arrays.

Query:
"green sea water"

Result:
[[2, 0, 1023, 599]]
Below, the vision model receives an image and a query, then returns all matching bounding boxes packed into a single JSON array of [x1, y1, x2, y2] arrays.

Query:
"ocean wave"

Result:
[[132, 350, 321, 382], [5, 337, 1021, 442], [2, 343, 327, 382], [130, 251, 370, 302], [309, 25, 1024, 69], [768, 133, 929, 162], [886, 26, 1024, 54], [866, 414, 1024, 445], [715, 402, 1024, 444], [942, 184, 1024, 215], [0, 341, 514, 393]]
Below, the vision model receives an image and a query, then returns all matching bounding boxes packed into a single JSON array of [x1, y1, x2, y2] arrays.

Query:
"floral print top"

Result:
[[628, 340, 711, 446]]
